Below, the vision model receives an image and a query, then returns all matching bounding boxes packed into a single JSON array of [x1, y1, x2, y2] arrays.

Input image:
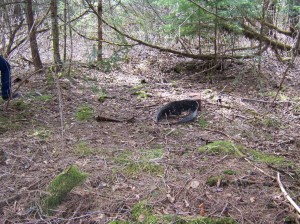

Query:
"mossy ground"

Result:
[[75, 104, 94, 121], [109, 201, 237, 224], [43, 165, 87, 212]]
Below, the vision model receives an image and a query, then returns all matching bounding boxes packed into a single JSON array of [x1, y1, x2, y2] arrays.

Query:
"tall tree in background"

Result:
[[50, 0, 62, 70], [97, 0, 103, 61], [63, 0, 68, 62], [26, 0, 43, 70]]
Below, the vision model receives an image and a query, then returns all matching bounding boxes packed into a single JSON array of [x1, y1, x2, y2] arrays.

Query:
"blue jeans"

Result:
[[0, 56, 11, 100]]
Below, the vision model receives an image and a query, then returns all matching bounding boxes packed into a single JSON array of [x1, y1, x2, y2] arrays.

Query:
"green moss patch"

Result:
[[76, 141, 93, 156], [140, 148, 164, 161], [198, 141, 241, 155], [35, 94, 53, 102], [31, 127, 52, 140], [11, 100, 31, 111], [223, 169, 238, 175], [43, 165, 87, 212], [0, 115, 22, 133], [197, 114, 208, 129], [246, 149, 291, 166], [114, 149, 164, 175], [75, 104, 94, 121], [131, 201, 158, 223], [206, 176, 222, 187], [130, 84, 151, 100], [125, 162, 163, 175], [199, 141, 293, 168], [75, 141, 103, 157], [0, 100, 32, 134], [109, 201, 236, 223]]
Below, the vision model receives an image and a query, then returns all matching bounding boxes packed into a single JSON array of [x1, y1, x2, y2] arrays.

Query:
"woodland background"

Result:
[[0, 0, 300, 223]]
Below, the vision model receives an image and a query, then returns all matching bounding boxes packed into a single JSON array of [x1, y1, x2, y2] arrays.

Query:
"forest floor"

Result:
[[1, 48, 300, 223]]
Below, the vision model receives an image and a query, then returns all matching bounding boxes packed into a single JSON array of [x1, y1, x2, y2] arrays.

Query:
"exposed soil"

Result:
[[1, 48, 300, 223]]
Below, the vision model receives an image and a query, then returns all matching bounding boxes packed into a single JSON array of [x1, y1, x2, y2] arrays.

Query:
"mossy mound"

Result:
[[109, 201, 236, 223], [75, 104, 94, 121], [114, 149, 164, 175], [199, 141, 293, 168], [198, 141, 241, 155], [43, 165, 87, 211]]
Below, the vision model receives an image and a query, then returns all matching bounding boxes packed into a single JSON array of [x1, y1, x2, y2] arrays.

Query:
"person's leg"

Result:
[[0, 56, 12, 100]]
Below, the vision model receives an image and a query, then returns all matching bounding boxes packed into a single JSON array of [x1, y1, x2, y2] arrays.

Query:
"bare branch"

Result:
[[277, 172, 300, 214]]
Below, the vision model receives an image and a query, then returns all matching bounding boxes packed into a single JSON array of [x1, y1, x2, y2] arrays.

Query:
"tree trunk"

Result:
[[97, 0, 103, 61], [50, 0, 62, 70], [25, 0, 43, 70], [63, 0, 67, 62]]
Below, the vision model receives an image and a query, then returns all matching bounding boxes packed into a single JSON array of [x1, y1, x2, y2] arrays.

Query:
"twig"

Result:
[[244, 158, 276, 181], [232, 144, 276, 180], [174, 176, 195, 201], [241, 98, 292, 105], [221, 202, 229, 216], [204, 128, 234, 140], [66, 202, 82, 224], [165, 128, 175, 137], [53, 71, 65, 151], [277, 172, 300, 214], [94, 115, 134, 122], [0, 194, 21, 210], [135, 103, 158, 109]]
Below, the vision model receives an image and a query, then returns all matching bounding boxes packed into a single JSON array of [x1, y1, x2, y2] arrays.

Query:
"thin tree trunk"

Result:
[[67, 0, 73, 76], [198, 19, 201, 55], [50, 0, 62, 70], [63, 0, 67, 62], [97, 0, 103, 61], [258, 0, 269, 73], [214, 3, 218, 62], [26, 0, 43, 70]]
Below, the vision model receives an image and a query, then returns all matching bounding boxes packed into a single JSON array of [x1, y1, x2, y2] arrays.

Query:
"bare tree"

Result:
[[25, 0, 43, 70], [63, 0, 67, 62], [50, 0, 62, 70], [97, 0, 103, 61]]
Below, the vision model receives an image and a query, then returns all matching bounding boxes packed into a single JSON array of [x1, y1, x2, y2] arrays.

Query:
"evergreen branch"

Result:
[[84, 0, 254, 60]]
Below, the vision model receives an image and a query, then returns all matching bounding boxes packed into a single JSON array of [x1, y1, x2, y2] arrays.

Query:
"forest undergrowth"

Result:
[[0, 48, 300, 223]]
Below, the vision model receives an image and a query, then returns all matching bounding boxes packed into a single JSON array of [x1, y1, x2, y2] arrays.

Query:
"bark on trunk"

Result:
[[97, 0, 103, 61], [26, 0, 43, 70], [50, 0, 62, 70]]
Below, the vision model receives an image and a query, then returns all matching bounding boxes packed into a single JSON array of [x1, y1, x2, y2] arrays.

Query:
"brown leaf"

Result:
[[166, 193, 175, 203], [199, 203, 205, 216]]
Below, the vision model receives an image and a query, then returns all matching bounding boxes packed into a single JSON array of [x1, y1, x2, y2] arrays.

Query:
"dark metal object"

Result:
[[156, 99, 199, 124]]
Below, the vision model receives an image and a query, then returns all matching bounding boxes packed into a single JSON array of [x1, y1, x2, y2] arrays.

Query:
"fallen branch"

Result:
[[244, 158, 276, 181], [231, 144, 276, 181], [241, 98, 292, 106], [66, 202, 82, 224], [277, 172, 300, 214], [94, 115, 134, 122]]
